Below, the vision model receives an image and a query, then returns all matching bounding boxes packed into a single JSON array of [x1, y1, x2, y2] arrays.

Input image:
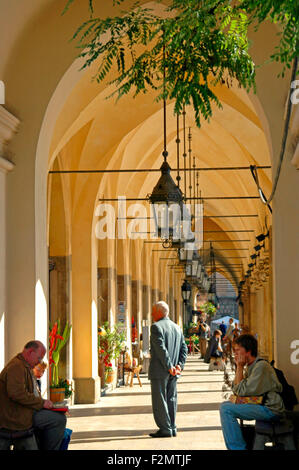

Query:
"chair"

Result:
[[253, 418, 296, 450], [124, 352, 143, 388], [0, 428, 38, 450], [125, 364, 143, 387]]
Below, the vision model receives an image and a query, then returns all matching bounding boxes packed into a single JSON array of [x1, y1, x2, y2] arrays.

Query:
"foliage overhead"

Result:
[[63, 0, 298, 127]]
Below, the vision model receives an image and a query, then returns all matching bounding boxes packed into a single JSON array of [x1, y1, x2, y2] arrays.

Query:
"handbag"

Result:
[[230, 394, 264, 405]]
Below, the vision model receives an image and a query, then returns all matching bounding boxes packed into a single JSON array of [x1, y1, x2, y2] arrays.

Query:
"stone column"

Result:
[[132, 279, 143, 341], [0, 106, 19, 370], [49, 255, 72, 381], [71, 230, 100, 404], [98, 267, 117, 326], [142, 284, 151, 324], [117, 274, 132, 347], [272, 112, 299, 396]]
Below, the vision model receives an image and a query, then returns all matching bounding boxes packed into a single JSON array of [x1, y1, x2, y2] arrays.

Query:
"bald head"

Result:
[[22, 340, 46, 369], [152, 301, 169, 322]]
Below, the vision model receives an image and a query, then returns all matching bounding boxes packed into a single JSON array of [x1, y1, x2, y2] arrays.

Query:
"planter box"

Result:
[[50, 388, 65, 403]]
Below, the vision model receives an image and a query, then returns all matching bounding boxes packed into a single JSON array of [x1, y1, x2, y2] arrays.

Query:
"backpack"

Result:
[[256, 358, 298, 410], [270, 360, 298, 411]]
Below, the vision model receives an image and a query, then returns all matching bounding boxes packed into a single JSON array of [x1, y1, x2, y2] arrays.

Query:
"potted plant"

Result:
[[49, 320, 72, 402], [200, 302, 217, 319], [98, 322, 126, 386], [188, 321, 198, 335]]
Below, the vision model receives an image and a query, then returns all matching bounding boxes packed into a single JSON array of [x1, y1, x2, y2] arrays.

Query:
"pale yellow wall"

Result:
[[0, 0, 298, 396]]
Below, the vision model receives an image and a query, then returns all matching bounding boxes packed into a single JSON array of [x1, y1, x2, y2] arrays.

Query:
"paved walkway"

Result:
[[68, 356, 227, 450]]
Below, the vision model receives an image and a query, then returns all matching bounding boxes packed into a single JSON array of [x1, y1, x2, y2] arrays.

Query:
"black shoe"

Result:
[[172, 430, 177, 437], [149, 430, 172, 438]]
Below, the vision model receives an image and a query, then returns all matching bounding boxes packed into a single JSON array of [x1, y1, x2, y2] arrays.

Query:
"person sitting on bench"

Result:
[[0, 340, 66, 450], [219, 334, 285, 450]]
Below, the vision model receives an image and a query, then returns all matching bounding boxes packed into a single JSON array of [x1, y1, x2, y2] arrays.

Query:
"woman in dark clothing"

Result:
[[210, 330, 223, 358], [204, 329, 223, 363]]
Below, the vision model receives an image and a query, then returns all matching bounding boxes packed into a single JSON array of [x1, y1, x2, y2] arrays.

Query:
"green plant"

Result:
[[63, 0, 298, 129], [98, 322, 126, 378], [63, 0, 255, 128], [49, 320, 72, 387], [200, 301, 217, 317], [50, 378, 74, 398]]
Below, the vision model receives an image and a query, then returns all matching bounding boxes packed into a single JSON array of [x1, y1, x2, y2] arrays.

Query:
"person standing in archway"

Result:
[[197, 314, 210, 359], [148, 301, 188, 438], [223, 318, 235, 358]]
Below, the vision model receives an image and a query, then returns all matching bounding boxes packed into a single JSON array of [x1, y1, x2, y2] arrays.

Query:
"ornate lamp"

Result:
[[148, 44, 184, 247], [149, 160, 184, 245], [181, 279, 192, 303]]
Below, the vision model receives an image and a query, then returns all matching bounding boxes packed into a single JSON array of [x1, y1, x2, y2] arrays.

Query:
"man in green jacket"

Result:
[[0, 340, 66, 450], [148, 301, 188, 438], [219, 334, 284, 450]]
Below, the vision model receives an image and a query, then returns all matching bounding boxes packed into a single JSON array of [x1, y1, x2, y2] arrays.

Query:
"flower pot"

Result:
[[50, 387, 65, 403], [105, 369, 116, 384]]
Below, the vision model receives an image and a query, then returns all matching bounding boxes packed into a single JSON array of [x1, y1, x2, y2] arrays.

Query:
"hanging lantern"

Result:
[[181, 279, 192, 303]]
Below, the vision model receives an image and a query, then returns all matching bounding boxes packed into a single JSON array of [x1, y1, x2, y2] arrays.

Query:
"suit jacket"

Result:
[[148, 317, 188, 380]]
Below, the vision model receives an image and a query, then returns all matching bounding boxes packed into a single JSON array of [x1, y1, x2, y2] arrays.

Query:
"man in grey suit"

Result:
[[148, 301, 188, 438]]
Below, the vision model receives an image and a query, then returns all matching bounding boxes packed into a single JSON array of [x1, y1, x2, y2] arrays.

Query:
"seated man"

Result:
[[0, 340, 66, 450], [219, 334, 285, 450]]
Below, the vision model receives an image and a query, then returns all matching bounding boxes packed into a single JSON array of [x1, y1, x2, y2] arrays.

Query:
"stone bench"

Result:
[[253, 418, 296, 450]]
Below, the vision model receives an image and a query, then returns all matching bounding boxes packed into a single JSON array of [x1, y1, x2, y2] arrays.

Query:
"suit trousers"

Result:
[[150, 375, 178, 434], [32, 409, 67, 450]]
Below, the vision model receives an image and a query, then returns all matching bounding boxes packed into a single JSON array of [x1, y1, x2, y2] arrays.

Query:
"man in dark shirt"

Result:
[[219, 321, 227, 339]]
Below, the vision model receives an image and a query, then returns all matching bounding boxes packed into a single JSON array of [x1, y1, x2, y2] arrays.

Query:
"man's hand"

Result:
[[43, 399, 53, 409], [175, 365, 182, 375], [235, 350, 247, 368], [168, 366, 177, 376]]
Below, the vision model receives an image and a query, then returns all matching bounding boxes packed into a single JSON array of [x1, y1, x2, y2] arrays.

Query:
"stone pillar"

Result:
[[151, 288, 159, 305], [0, 106, 19, 370], [71, 230, 100, 404], [48, 256, 72, 381], [98, 267, 117, 326], [142, 284, 151, 324], [117, 274, 132, 348], [132, 279, 143, 341]]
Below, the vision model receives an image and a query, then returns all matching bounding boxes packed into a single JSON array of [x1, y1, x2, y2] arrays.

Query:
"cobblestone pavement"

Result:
[[68, 356, 227, 450]]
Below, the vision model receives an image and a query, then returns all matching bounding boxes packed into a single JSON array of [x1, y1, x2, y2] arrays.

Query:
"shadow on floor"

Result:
[[69, 402, 221, 418], [70, 425, 223, 444], [178, 381, 224, 385], [109, 389, 222, 398]]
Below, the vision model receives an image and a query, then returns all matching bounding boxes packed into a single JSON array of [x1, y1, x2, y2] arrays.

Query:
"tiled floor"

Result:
[[68, 356, 227, 450]]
